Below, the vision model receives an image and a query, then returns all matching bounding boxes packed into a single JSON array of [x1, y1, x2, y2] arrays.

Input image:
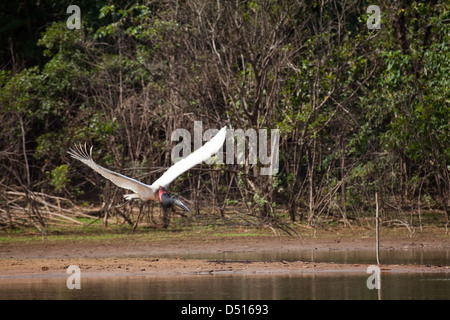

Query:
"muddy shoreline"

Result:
[[1, 231, 449, 278]]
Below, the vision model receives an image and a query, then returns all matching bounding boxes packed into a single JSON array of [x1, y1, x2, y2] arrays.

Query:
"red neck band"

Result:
[[158, 187, 167, 202]]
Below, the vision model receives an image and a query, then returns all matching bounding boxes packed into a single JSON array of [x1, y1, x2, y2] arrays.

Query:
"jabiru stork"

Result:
[[68, 126, 227, 230]]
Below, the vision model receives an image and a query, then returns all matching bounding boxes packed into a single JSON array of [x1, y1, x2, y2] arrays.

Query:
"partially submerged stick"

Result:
[[375, 192, 381, 265]]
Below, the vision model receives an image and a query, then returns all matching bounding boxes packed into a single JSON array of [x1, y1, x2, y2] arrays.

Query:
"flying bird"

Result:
[[68, 126, 227, 230]]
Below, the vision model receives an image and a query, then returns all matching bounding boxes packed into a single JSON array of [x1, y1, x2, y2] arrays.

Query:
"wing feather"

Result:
[[68, 144, 150, 194], [151, 126, 227, 189]]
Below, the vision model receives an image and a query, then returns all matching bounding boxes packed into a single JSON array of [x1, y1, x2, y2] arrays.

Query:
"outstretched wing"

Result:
[[68, 144, 150, 194], [151, 126, 227, 189]]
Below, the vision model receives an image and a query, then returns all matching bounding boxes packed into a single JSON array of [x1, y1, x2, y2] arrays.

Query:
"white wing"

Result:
[[151, 126, 227, 189], [68, 144, 150, 194]]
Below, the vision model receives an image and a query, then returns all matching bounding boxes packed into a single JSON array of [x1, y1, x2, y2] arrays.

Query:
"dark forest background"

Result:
[[0, 0, 448, 234]]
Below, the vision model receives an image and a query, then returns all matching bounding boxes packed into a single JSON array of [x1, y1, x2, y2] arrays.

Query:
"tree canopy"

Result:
[[1, 0, 449, 232]]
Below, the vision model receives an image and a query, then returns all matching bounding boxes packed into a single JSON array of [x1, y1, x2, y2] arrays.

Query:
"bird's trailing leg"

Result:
[[162, 206, 172, 229], [132, 202, 145, 231], [115, 198, 133, 209]]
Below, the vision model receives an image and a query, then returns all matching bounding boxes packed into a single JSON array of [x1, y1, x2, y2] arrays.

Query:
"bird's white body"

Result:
[[68, 126, 227, 203]]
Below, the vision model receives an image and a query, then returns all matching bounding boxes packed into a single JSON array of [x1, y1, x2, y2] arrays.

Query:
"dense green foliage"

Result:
[[1, 0, 449, 230]]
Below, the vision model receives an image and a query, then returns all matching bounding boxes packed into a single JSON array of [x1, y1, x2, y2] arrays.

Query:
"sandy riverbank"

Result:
[[1, 229, 449, 278]]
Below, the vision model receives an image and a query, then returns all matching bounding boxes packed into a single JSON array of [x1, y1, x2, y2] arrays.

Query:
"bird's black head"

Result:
[[158, 187, 190, 212]]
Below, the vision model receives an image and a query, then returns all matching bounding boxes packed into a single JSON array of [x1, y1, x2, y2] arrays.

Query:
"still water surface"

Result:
[[155, 247, 450, 266], [1, 248, 449, 300], [1, 272, 449, 300]]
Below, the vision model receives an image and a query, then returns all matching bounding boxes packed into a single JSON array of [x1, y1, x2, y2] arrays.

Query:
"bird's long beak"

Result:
[[171, 196, 191, 212]]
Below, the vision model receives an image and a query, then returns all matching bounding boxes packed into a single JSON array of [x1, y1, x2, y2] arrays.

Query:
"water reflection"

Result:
[[155, 248, 450, 266], [1, 272, 449, 300]]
